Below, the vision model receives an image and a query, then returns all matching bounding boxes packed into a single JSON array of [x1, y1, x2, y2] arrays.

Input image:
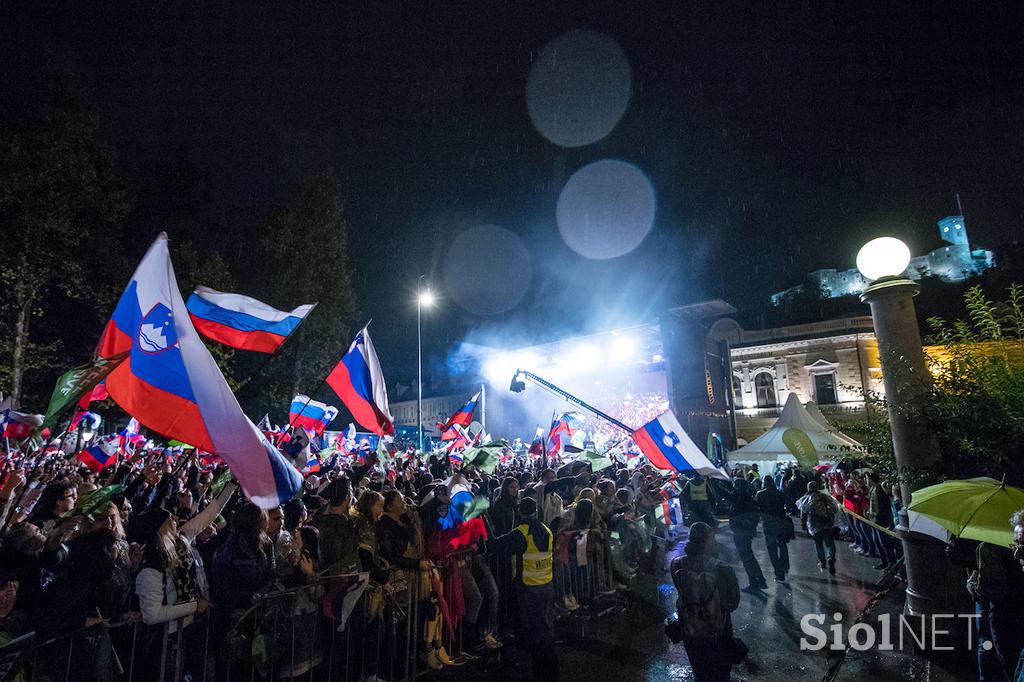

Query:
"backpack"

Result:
[[671, 556, 726, 638], [808, 494, 836, 528]]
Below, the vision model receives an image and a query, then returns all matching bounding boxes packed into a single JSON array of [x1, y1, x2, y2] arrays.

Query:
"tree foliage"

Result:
[[0, 98, 129, 405], [860, 284, 1024, 486], [236, 171, 358, 420]]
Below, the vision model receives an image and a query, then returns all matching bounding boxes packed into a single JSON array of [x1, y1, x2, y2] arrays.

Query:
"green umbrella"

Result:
[[908, 477, 1024, 547]]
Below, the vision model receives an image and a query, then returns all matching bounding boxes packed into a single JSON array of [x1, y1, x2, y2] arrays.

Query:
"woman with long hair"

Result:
[[135, 482, 235, 680]]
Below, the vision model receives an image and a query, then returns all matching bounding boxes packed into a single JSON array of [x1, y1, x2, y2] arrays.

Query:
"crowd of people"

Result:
[[0, 435, 676, 682], [4, 429, 1024, 682]]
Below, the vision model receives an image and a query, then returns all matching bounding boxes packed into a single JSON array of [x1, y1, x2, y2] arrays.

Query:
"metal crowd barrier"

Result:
[[2, 528, 644, 682]]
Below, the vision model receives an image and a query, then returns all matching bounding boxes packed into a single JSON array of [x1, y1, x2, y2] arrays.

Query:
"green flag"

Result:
[[461, 443, 505, 475], [578, 450, 614, 472], [64, 484, 124, 520], [462, 495, 491, 521], [42, 353, 128, 428], [782, 428, 819, 468]]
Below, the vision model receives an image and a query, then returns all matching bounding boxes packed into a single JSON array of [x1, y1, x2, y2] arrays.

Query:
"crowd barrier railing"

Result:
[[2, 527, 644, 682]]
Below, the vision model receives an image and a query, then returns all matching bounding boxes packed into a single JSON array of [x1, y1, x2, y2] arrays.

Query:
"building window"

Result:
[[754, 372, 777, 408], [732, 374, 742, 405], [813, 373, 838, 405]]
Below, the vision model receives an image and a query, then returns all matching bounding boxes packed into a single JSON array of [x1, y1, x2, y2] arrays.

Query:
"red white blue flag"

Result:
[[186, 286, 315, 354], [632, 411, 729, 480], [325, 327, 394, 435], [95, 234, 303, 507], [77, 438, 119, 473], [545, 412, 579, 456], [439, 392, 479, 440], [289, 395, 338, 435]]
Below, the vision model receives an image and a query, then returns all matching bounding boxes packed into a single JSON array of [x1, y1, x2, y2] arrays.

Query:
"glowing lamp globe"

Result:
[[856, 237, 912, 282], [418, 290, 435, 307]]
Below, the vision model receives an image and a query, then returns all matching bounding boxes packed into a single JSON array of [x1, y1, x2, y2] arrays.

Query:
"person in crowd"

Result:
[[755, 476, 792, 583], [967, 519, 1024, 681], [670, 522, 740, 682], [491, 496, 559, 681], [796, 481, 840, 575], [682, 474, 717, 528], [316, 477, 359, 574], [134, 480, 233, 677], [490, 476, 520, 535], [867, 472, 897, 570], [729, 477, 767, 592], [0, 568, 29, 682]]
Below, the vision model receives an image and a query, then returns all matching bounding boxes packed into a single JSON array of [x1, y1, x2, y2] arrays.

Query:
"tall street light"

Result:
[[857, 237, 955, 622], [417, 282, 435, 453]]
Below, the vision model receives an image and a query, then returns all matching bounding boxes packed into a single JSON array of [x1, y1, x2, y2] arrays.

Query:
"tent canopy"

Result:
[[805, 401, 863, 448], [729, 393, 862, 465]]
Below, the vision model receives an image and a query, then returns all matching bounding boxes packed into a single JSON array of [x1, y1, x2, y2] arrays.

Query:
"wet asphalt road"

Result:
[[429, 522, 976, 681]]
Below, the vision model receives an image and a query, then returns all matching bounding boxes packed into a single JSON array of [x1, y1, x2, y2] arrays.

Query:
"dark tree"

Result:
[[0, 93, 128, 405], [237, 171, 358, 420]]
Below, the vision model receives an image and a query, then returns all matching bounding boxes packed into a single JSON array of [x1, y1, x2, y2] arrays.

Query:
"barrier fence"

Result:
[[1, 527, 642, 682]]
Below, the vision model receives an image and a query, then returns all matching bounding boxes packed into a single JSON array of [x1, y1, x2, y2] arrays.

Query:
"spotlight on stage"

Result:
[[510, 371, 527, 393]]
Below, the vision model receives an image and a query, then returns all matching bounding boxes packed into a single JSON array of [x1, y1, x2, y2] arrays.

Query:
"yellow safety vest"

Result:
[[516, 523, 553, 586], [689, 481, 708, 502]]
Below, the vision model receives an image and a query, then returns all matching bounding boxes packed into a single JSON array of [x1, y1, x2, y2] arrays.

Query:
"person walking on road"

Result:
[[796, 481, 840, 575], [728, 478, 767, 592], [755, 477, 793, 583], [670, 522, 741, 682]]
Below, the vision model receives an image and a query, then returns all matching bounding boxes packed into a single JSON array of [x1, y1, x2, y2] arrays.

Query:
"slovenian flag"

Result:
[[632, 411, 729, 480], [94, 234, 303, 508], [289, 395, 339, 435], [439, 392, 479, 440], [325, 327, 394, 435], [657, 497, 683, 525], [186, 286, 315, 354], [77, 441, 118, 472]]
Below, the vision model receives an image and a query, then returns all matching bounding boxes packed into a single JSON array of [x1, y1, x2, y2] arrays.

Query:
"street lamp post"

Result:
[[416, 282, 434, 453], [856, 238, 961, 622]]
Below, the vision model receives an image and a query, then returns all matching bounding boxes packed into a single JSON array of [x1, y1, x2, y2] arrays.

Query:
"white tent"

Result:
[[805, 401, 863, 448], [728, 393, 862, 468]]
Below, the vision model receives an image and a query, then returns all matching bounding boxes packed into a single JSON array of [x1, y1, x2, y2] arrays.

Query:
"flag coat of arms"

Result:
[[186, 286, 315, 354], [94, 234, 302, 507], [632, 411, 729, 480], [325, 327, 394, 435]]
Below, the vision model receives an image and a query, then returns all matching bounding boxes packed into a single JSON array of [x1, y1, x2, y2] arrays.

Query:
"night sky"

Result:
[[5, 2, 1024, 381]]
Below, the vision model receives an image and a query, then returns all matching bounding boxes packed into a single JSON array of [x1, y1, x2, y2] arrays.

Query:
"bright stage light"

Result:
[[570, 344, 601, 371], [611, 336, 636, 361], [856, 237, 912, 282]]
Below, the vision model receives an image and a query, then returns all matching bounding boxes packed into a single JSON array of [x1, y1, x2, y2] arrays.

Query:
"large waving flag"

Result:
[[438, 392, 480, 440], [95, 234, 302, 507], [325, 327, 394, 435], [632, 411, 729, 480], [289, 395, 339, 435], [186, 286, 315, 354]]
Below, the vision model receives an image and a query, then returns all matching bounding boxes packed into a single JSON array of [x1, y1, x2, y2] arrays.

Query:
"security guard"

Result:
[[683, 474, 718, 528], [492, 495, 559, 681]]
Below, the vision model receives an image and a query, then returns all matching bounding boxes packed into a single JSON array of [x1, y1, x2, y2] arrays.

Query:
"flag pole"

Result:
[[480, 383, 486, 434], [234, 302, 320, 393]]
